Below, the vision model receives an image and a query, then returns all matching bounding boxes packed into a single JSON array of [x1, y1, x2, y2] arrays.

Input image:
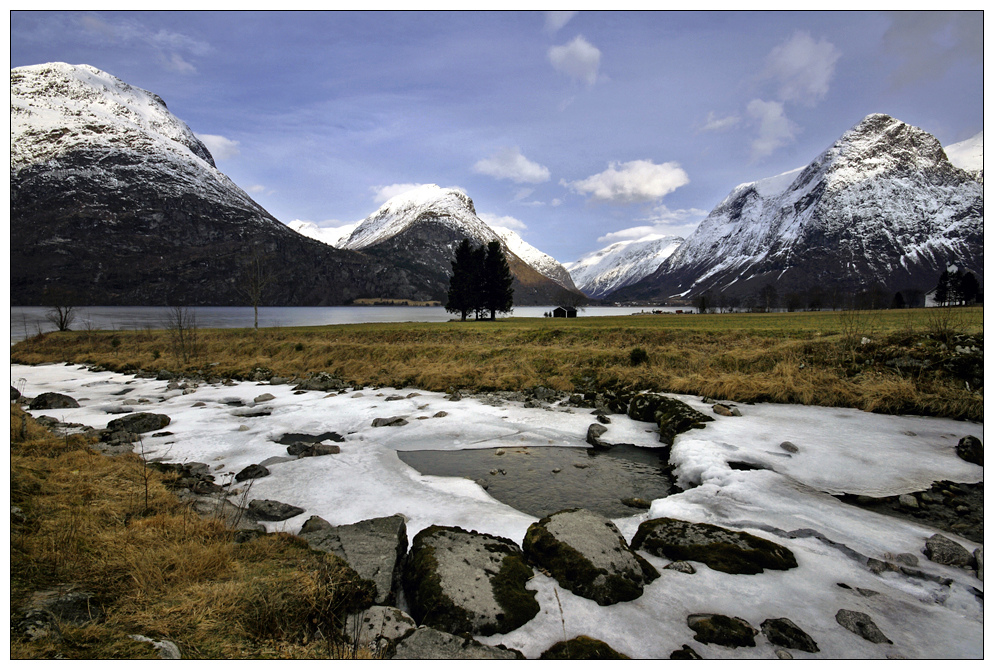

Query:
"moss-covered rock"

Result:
[[627, 393, 713, 446], [402, 525, 538, 636], [539, 635, 630, 659], [687, 613, 757, 648], [631, 517, 797, 574], [523, 508, 659, 606]]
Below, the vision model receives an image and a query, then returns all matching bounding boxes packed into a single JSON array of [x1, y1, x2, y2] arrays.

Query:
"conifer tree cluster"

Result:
[[933, 267, 981, 306], [445, 239, 515, 321]]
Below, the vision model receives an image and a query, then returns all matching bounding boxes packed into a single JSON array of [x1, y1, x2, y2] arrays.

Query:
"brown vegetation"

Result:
[[12, 307, 982, 421], [9, 406, 376, 659]]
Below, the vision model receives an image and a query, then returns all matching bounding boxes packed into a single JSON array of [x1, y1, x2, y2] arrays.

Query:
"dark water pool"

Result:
[[398, 444, 676, 518]]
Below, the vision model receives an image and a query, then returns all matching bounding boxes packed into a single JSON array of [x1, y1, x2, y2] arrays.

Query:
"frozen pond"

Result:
[[11, 363, 984, 659]]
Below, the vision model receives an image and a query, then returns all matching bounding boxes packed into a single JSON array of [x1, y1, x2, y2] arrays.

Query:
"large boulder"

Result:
[[246, 499, 304, 522], [28, 392, 80, 410], [835, 609, 892, 644], [402, 525, 539, 636], [299, 515, 408, 606], [631, 517, 797, 575], [388, 626, 523, 660], [344, 605, 416, 656], [923, 533, 975, 568], [106, 412, 170, 434], [627, 393, 713, 446], [760, 617, 819, 653], [523, 508, 659, 606]]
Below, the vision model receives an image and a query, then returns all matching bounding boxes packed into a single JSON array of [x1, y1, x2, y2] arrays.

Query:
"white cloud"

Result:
[[196, 133, 241, 161], [548, 35, 602, 87], [746, 99, 799, 160], [78, 15, 209, 74], [479, 212, 527, 232], [544, 11, 577, 34], [473, 147, 550, 184], [597, 205, 708, 242], [371, 183, 431, 205], [763, 31, 841, 106], [563, 159, 690, 203], [246, 184, 267, 194], [286, 219, 360, 248], [701, 111, 741, 132]]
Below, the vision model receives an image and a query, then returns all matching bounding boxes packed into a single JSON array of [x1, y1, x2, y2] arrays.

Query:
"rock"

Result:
[[28, 392, 80, 410], [106, 412, 171, 434], [372, 416, 408, 428], [898, 494, 919, 509], [670, 644, 703, 659], [246, 498, 304, 521], [923, 533, 975, 568], [11, 385, 21, 400], [779, 441, 800, 453], [834, 609, 892, 644], [687, 613, 758, 648], [621, 497, 652, 509], [596, 414, 611, 424], [344, 605, 416, 655], [523, 508, 659, 606], [293, 373, 346, 392], [539, 636, 630, 659], [760, 618, 819, 653], [295, 442, 342, 458], [627, 393, 713, 446], [975, 547, 983, 580], [664, 561, 697, 574], [299, 515, 408, 606], [403, 525, 539, 636], [130, 634, 182, 659], [956, 435, 983, 466], [712, 403, 740, 417], [631, 517, 797, 575], [253, 393, 275, 403], [586, 423, 609, 448], [388, 626, 523, 660], [775, 649, 793, 659], [432, 411, 448, 418], [234, 464, 270, 482]]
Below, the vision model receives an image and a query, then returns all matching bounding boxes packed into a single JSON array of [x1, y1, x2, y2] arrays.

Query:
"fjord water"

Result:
[[9, 305, 679, 343]]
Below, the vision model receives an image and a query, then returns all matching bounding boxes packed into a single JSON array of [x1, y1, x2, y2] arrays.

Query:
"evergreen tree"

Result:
[[960, 272, 980, 304], [934, 270, 951, 306], [445, 239, 479, 321], [481, 240, 514, 320]]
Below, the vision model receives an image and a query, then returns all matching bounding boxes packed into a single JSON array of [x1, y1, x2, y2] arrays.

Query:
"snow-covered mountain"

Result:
[[612, 114, 984, 303], [491, 225, 577, 291], [564, 235, 684, 299], [343, 184, 580, 303], [944, 131, 984, 181], [10, 62, 427, 306]]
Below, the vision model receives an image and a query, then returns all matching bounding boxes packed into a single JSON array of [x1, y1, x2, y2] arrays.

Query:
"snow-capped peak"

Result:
[[565, 234, 684, 298], [491, 226, 577, 289], [342, 184, 496, 250], [10, 62, 214, 171]]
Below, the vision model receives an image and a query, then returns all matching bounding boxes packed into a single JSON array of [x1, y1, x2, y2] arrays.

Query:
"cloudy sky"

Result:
[[10, 10, 985, 263]]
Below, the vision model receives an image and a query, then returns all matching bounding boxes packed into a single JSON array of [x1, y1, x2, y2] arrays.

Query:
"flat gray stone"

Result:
[[300, 515, 408, 606], [345, 606, 415, 655], [247, 498, 304, 521], [835, 609, 892, 644]]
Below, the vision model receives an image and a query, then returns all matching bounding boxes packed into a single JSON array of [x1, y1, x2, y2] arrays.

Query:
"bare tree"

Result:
[[242, 252, 275, 330], [164, 306, 199, 363], [43, 287, 78, 331]]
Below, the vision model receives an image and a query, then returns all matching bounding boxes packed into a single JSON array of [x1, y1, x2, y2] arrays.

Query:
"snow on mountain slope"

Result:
[[343, 184, 578, 293], [564, 235, 684, 299], [613, 113, 984, 301], [492, 225, 577, 290], [10, 62, 266, 214], [343, 185, 498, 250], [944, 131, 983, 178]]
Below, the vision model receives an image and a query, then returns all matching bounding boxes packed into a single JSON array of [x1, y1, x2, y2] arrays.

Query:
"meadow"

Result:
[[12, 306, 984, 421]]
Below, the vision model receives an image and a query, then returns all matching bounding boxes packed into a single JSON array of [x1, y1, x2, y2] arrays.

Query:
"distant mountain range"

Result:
[[10, 63, 983, 309], [608, 114, 983, 303]]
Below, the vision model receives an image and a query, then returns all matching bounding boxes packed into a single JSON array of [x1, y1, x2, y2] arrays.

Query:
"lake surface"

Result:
[[9, 305, 683, 343]]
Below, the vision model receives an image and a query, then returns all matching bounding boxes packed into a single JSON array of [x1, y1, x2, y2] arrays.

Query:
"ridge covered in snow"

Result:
[[944, 131, 984, 177], [613, 114, 984, 301], [565, 235, 684, 299], [492, 225, 577, 290]]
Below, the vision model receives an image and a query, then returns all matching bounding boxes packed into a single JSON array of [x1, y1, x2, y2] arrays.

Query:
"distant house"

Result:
[[553, 306, 577, 318]]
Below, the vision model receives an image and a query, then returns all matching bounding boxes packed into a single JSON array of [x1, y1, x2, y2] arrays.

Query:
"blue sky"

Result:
[[10, 10, 985, 264]]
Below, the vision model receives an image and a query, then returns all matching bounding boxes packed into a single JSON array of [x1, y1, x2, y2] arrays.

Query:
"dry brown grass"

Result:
[[9, 406, 376, 659], [11, 306, 983, 420]]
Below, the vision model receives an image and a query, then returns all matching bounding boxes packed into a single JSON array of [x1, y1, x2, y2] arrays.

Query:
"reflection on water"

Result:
[[398, 444, 675, 519], [9, 305, 678, 343]]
